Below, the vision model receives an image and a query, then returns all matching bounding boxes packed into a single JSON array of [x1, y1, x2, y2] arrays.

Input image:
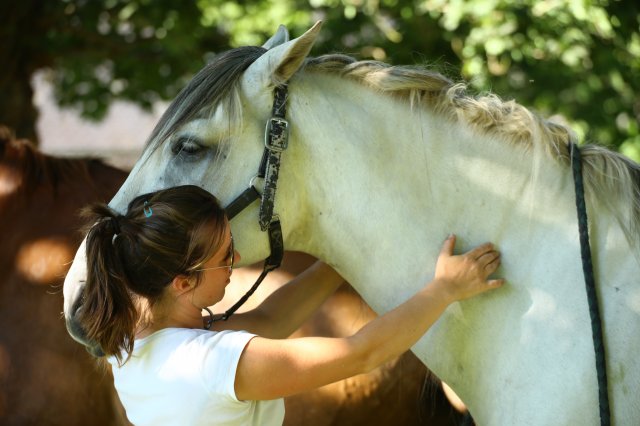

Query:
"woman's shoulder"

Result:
[[108, 328, 257, 369], [137, 328, 255, 352], [141, 328, 256, 385]]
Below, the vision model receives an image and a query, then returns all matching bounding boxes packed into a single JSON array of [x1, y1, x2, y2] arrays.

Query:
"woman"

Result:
[[80, 185, 504, 425]]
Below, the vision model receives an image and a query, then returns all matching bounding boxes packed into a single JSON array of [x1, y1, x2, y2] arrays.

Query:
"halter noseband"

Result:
[[206, 84, 289, 326]]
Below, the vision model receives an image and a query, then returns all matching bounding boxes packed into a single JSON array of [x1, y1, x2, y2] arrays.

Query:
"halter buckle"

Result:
[[264, 117, 289, 152]]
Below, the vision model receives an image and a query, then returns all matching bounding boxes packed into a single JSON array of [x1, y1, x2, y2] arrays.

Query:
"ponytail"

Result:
[[80, 205, 138, 365], [77, 185, 226, 365]]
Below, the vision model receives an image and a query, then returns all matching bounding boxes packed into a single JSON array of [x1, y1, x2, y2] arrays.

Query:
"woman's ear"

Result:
[[171, 275, 194, 295]]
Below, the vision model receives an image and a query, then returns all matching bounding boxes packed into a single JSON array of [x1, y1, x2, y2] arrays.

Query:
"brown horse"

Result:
[[0, 126, 130, 425], [0, 126, 464, 425]]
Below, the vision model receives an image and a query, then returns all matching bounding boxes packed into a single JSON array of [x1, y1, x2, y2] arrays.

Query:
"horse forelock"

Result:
[[143, 46, 267, 155], [302, 54, 640, 248]]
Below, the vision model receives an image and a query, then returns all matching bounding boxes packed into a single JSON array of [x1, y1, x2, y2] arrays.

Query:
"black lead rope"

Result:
[[205, 219, 284, 327], [570, 142, 610, 426], [205, 85, 289, 327]]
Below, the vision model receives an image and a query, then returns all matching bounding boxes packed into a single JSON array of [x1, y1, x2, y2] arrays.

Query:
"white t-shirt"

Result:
[[108, 328, 285, 426]]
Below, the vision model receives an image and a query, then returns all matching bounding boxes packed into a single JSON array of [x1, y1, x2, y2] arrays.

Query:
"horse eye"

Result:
[[171, 137, 203, 157]]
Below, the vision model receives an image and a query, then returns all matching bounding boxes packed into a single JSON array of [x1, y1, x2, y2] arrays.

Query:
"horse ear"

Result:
[[246, 21, 322, 89], [270, 21, 322, 84], [262, 25, 290, 50]]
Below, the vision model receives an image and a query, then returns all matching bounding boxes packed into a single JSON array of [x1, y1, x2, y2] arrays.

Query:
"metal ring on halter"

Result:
[[249, 175, 264, 194], [203, 306, 214, 330]]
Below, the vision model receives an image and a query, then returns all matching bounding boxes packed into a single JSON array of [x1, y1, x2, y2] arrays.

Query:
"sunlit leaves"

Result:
[[42, 0, 226, 120], [417, 0, 639, 160], [197, 0, 311, 46], [25, 0, 639, 160]]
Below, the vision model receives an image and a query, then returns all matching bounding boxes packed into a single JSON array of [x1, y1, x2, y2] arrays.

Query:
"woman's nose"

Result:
[[234, 249, 241, 264]]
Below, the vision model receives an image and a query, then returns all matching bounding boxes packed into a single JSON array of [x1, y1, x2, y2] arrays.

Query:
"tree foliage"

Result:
[[0, 0, 226, 141], [2, 0, 638, 161]]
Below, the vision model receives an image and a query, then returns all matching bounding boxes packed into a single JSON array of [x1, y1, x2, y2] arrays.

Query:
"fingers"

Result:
[[440, 234, 456, 256], [465, 241, 503, 285], [439, 234, 504, 277], [477, 250, 501, 270], [487, 278, 505, 288], [441, 236, 498, 262], [466, 242, 496, 260]]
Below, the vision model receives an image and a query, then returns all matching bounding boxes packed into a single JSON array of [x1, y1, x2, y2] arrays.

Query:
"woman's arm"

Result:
[[234, 235, 505, 401], [213, 261, 344, 338]]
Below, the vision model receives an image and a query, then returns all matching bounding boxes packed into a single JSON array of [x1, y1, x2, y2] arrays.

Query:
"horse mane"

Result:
[[0, 125, 107, 196], [133, 44, 639, 245], [303, 55, 640, 246], [144, 46, 267, 153]]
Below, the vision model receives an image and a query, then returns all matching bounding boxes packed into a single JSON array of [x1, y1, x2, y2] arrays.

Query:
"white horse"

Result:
[[64, 23, 640, 424]]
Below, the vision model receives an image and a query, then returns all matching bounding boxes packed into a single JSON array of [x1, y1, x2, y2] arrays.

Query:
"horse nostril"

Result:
[[66, 292, 105, 357], [70, 294, 84, 320], [65, 310, 87, 342]]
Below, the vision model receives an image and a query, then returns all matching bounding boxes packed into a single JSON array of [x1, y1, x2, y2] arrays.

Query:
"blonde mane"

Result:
[[304, 54, 640, 247]]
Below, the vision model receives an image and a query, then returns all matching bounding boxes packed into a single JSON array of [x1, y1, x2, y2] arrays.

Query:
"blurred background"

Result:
[[1, 0, 639, 163]]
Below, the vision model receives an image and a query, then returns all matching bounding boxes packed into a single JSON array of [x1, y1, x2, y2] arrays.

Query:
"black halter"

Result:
[[205, 84, 289, 325]]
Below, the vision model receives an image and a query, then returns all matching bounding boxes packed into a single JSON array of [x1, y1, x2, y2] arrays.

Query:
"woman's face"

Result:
[[191, 223, 241, 307]]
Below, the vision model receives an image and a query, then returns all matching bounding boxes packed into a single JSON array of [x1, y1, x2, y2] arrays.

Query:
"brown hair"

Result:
[[79, 185, 227, 365]]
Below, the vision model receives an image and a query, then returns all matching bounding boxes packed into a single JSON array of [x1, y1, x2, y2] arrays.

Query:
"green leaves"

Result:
[[39, 0, 226, 120], [16, 0, 638, 160], [420, 0, 639, 159]]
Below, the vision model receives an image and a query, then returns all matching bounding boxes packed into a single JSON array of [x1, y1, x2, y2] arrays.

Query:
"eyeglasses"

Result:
[[196, 235, 234, 273]]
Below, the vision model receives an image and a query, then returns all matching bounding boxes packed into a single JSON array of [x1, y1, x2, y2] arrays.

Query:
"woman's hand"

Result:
[[433, 234, 505, 303]]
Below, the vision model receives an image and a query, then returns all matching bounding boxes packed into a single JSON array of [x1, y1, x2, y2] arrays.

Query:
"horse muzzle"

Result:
[[65, 296, 105, 357]]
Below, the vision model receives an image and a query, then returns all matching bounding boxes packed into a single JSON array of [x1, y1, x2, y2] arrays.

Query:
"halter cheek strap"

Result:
[[258, 84, 289, 230], [225, 84, 289, 229], [208, 84, 288, 325]]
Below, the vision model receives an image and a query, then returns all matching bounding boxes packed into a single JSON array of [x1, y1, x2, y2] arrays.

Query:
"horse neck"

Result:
[[283, 72, 572, 306], [279, 72, 640, 424]]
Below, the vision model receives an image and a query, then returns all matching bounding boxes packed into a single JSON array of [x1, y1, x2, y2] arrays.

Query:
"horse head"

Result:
[[63, 23, 323, 354]]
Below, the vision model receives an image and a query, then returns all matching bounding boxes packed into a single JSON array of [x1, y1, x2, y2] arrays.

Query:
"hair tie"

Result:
[[143, 201, 153, 218], [111, 216, 121, 245], [111, 216, 121, 234]]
